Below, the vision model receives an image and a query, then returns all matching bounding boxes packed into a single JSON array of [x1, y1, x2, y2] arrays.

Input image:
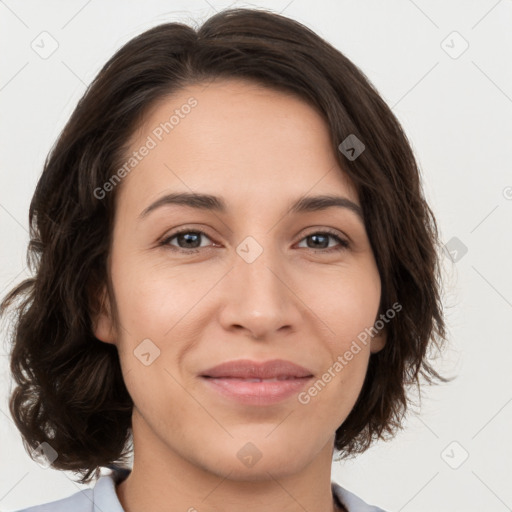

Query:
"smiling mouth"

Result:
[[202, 376, 307, 382], [200, 375, 313, 405]]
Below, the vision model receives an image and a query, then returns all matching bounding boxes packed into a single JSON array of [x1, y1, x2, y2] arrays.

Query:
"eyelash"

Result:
[[159, 228, 350, 254]]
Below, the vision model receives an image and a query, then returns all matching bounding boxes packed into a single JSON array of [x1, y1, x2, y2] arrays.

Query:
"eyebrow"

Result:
[[138, 192, 364, 222]]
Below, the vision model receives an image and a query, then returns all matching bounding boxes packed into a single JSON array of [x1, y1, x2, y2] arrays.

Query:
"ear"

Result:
[[370, 325, 387, 354], [89, 282, 116, 345]]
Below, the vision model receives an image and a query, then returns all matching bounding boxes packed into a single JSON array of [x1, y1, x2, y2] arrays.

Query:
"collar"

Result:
[[93, 465, 385, 512]]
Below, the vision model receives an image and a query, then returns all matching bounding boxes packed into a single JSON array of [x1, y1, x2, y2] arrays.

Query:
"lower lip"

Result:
[[201, 376, 313, 405]]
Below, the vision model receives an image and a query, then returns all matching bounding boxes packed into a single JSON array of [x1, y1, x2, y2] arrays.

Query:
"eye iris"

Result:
[[178, 232, 201, 248], [308, 234, 329, 249]]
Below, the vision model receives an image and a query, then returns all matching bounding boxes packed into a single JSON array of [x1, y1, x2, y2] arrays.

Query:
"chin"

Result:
[[198, 438, 310, 480], [210, 459, 304, 482]]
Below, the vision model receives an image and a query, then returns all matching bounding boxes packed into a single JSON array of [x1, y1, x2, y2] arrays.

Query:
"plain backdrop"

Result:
[[1, 1, 511, 511]]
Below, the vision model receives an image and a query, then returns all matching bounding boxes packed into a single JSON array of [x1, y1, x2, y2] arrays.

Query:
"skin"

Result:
[[93, 78, 386, 512]]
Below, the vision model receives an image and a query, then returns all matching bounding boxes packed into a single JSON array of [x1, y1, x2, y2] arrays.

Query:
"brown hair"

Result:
[[0, 7, 450, 484]]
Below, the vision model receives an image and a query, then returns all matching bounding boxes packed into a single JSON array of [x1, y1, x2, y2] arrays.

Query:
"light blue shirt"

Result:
[[12, 466, 387, 512]]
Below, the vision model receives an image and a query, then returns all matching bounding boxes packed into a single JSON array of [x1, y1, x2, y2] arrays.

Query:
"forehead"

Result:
[[118, 78, 358, 213]]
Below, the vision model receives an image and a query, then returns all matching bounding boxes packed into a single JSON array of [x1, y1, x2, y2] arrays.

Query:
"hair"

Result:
[[0, 7, 451, 484]]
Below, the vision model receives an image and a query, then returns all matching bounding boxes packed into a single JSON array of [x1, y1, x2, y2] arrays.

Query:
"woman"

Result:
[[1, 7, 449, 512]]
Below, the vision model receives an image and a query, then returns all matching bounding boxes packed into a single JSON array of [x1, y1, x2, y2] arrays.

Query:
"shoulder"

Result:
[[10, 487, 94, 512], [332, 481, 390, 512], [11, 467, 129, 512]]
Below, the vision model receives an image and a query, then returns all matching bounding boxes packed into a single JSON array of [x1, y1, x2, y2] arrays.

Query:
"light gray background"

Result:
[[1, 1, 511, 511]]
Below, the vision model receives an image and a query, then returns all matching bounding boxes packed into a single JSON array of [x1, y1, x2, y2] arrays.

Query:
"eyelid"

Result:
[[301, 226, 348, 240]]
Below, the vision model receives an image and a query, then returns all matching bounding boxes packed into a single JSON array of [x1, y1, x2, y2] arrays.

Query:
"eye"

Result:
[[296, 229, 350, 253], [160, 227, 350, 254], [160, 229, 214, 253]]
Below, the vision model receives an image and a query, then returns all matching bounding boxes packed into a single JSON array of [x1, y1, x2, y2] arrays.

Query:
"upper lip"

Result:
[[200, 359, 314, 379]]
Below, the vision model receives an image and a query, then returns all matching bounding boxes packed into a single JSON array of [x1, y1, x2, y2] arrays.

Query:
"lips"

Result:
[[200, 359, 314, 380]]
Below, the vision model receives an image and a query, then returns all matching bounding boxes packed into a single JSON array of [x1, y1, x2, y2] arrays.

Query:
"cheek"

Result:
[[110, 262, 197, 420], [109, 257, 222, 395], [111, 253, 212, 335], [293, 349, 370, 442], [293, 269, 378, 420], [302, 265, 381, 347]]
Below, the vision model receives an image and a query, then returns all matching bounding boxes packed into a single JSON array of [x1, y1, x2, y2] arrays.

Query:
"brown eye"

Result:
[[159, 228, 349, 255], [297, 231, 350, 252], [161, 229, 213, 253]]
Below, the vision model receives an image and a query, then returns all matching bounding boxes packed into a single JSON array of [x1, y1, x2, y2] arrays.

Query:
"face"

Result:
[[93, 78, 386, 480]]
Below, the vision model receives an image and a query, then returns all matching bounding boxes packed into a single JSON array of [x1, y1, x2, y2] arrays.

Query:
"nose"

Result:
[[217, 242, 303, 340]]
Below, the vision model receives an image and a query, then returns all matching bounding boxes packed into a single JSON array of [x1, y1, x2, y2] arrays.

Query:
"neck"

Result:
[[116, 410, 341, 512]]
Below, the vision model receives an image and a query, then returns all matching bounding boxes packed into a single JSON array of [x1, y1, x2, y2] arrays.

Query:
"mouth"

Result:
[[200, 358, 314, 380], [199, 359, 314, 405], [200, 376, 313, 405], [201, 376, 309, 382]]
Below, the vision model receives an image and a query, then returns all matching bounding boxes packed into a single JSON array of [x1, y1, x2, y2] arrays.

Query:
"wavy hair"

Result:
[[0, 7, 450, 484]]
